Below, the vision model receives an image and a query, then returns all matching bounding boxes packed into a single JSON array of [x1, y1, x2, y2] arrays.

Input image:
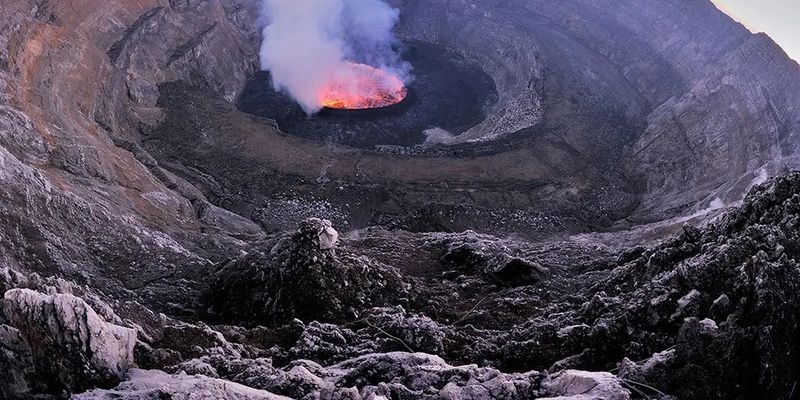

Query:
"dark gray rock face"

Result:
[[158, 352, 544, 399], [0, 324, 35, 398], [394, 0, 800, 222], [495, 172, 800, 399], [436, 232, 547, 287], [628, 32, 800, 222], [0, 0, 262, 319]]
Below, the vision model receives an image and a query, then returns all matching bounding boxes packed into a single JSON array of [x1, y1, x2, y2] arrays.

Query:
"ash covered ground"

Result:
[[2, 0, 800, 399]]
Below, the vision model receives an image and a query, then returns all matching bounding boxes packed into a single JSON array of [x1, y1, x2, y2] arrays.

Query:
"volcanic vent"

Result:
[[320, 63, 408, 110], [243, 0, 502, 148]]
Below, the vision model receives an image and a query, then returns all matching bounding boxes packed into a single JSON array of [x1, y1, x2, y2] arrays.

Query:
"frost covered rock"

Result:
[[328, 352, 539, 399], [313, 218, 340, 250], [541, 370, 630, 400], [2, 289, 137, 394], [72, 369, 290, 400], [365, 306, 448, 354], [289, 321, 368, 363], [617, 349, 677, 390], [152, 351, 541, 399]]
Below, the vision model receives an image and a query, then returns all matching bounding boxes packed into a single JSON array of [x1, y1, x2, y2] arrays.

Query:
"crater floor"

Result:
[[236, 41, 499, 148]]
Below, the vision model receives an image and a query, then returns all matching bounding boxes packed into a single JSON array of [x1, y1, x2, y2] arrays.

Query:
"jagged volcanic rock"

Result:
[[2, 289, 137, 397], [1, 0, 800, 398], [204, 218, 408, 326]]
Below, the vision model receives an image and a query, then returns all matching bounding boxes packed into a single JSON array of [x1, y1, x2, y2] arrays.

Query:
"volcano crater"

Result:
[[236, 41, 498, 149], [5, 1, 800, 397]]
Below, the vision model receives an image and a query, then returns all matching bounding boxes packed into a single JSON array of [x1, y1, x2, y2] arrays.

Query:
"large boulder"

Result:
[[2, 289, 137, 395], [540, 370, 630, 400]]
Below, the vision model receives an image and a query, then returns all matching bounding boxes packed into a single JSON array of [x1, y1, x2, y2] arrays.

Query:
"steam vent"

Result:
[[2, 0, 800, 399]]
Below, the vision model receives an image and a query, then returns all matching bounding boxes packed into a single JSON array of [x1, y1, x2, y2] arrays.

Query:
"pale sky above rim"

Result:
[[710, 0, 799, 62]]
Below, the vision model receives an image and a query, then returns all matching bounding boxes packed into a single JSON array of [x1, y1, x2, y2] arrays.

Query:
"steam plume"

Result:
[[259, 0, 411, 114]]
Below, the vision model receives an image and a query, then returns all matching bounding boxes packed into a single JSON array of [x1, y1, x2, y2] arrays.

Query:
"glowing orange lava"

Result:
[[320, 63, 408, 110]]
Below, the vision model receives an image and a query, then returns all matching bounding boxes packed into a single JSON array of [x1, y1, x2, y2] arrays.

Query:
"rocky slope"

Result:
[[3, 169, 800, 399], [1, 0, 800, 398]]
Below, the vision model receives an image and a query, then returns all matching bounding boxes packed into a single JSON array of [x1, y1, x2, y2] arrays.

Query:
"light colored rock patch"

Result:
[[541, 370, 630, 400], [73, 369, 291, 400], [3, 289, 137, 392]]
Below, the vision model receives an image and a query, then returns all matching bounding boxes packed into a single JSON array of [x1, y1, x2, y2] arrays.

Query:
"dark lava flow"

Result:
[[236, 41, 499, 149]]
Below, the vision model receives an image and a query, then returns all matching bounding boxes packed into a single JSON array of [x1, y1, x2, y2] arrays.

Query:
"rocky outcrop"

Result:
[[540, 370, 630, 400], [205, 219, 408, 326], [1, 289, 137, 396], [75, 352, 637, 400], [433, 231, 548, 287], [0, 0, 263, 315], [162, 352, 542, 399], [491, 172, 800, 399], [0, 324, 35, 398]]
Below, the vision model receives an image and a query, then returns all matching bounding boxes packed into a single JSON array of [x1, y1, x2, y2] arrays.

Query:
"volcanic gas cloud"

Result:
[[259, 0, 411, 113]]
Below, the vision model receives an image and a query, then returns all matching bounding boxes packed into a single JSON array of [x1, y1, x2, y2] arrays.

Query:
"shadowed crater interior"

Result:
[[236, 41, 499, 149]]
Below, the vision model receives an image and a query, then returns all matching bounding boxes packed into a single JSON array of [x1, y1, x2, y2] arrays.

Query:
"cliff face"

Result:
[[1, 0, 800, 398], [0, 0, 261, 308], [629, 33, 800, 221], [543, 0, 800, 220], [392, 0, 800, 221]]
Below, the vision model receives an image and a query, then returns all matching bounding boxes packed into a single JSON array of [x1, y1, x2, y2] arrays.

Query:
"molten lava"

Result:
[[320, 63, 408, 110]]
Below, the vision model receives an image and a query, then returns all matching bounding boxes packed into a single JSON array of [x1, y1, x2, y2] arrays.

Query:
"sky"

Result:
[[711, 0, 800, 62]]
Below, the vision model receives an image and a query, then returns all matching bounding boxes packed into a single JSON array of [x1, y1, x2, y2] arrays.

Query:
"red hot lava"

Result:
[[319, 63, 408, 110]]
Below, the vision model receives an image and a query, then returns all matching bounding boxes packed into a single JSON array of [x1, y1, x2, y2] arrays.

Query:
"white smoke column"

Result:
[[259, 0, 410, 114]]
